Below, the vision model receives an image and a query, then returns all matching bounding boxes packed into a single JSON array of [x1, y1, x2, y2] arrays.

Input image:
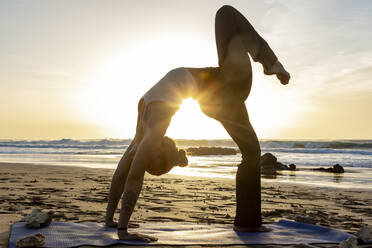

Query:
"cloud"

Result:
[[257, 1, 372, 100], [322, 65, 372, 95]]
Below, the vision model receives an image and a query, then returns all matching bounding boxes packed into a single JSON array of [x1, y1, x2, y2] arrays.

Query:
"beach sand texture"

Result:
[[1, 162, 371, 247]]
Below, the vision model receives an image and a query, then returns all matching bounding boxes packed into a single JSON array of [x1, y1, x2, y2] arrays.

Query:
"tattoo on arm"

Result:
[[122, 190, 137, 213]]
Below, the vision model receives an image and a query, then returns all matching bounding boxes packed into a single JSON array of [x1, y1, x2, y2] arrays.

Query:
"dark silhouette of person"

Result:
[[105, 5, 290, 241]]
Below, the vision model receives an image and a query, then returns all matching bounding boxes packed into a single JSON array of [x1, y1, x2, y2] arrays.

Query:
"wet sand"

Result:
[[0, 162, 371, 247]]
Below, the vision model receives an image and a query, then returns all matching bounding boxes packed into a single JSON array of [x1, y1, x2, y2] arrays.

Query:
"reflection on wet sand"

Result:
[[261, 172, 277, 179], [333, 174, 344, 183]]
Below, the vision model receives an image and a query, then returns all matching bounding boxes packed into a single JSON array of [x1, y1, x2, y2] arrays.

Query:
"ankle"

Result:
[[264, 60, 282, 75], [105, 217, 113, 224], [105, 220, 118, 227]]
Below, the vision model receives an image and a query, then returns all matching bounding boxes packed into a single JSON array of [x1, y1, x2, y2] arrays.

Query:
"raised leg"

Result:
[[215, 5, 290, 88], [215, 5, 278, 71], [217, 103, 262, 228]]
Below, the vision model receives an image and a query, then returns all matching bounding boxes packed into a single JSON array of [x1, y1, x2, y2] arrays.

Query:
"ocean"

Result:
[[0, 139, 371, 190]]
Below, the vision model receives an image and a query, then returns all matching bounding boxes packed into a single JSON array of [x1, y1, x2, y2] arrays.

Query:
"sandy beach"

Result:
[[1, 162, 371, 247]]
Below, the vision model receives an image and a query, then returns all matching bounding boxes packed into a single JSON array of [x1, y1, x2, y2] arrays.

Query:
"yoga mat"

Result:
[[9, 220, 356, 247]]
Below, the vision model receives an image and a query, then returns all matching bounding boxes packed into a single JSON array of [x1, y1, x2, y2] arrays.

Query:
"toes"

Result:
[[277, 72, 290, 85], [128, 222, 140, 228], [143, 235, 158, 241], [150, 236, 158, 241]]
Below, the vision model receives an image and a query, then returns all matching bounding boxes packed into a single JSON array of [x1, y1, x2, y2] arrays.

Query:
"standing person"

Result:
[[105, 5, 290, 241]]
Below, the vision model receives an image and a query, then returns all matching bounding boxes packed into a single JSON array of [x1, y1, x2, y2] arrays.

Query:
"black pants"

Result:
[[213, 5, 278, 228], [215, 5, 278, 102]]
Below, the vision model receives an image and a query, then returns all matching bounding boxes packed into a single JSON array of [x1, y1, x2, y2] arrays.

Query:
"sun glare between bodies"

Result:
[[166, 98, 229, 139]]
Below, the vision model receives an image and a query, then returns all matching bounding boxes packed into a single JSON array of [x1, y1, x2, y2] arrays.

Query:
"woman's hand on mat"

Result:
[[118, 230, 157, 242]]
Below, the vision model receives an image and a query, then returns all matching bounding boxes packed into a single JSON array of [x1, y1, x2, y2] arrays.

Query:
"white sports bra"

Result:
[[142, 67, 197, 107]]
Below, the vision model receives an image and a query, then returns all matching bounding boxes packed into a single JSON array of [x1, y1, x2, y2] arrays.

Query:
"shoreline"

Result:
[[1, 157, 372, 191], [1, 162, 371, 247]]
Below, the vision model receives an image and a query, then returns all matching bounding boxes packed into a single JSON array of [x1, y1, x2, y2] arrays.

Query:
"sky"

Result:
[[0, 0, 371, 140]]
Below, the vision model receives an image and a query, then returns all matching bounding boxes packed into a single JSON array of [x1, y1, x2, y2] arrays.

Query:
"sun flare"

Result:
[[166, 98, 229, 139]]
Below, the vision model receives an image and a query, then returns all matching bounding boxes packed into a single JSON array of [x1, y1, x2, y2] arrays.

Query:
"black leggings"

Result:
[[213, 5, 278, 228], [215, 5, 278, 102]]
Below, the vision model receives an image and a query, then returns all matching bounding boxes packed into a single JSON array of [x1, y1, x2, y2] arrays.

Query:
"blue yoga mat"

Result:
[[9, 220, 356, 247]]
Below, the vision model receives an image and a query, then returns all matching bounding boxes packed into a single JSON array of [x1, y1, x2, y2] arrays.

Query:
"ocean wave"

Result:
[[0, 139, 131, 150], [262, 148, 372, 156], [0, 138, 131, 145], [0, 139, 372, 155], [0, 143, 127, 150], [260, 140, 372, 149], [0, 150, 123, 155]]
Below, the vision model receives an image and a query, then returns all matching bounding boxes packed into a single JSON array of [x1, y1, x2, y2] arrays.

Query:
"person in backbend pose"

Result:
[[105, 5, 290, 241]]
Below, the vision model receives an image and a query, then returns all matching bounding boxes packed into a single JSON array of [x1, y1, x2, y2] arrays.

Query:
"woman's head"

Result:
[[146, 136, 188, 176]]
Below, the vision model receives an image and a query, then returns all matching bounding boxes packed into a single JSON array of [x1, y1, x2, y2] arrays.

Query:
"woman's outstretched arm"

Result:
[[116, 133, 160, 242], [105, 144, 136, 226], [106, 100, 146, 227]]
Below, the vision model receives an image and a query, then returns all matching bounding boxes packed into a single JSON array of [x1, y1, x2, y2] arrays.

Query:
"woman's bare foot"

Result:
[[105, 221, 139, 228], [128, 222, 140, 228], [118, 230, 157, 242], [233, 225, 272, 232], [264, 60, 290, 85]]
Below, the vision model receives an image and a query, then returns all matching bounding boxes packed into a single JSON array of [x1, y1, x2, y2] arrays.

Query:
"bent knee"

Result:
[[216, 5, 238, 18]]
